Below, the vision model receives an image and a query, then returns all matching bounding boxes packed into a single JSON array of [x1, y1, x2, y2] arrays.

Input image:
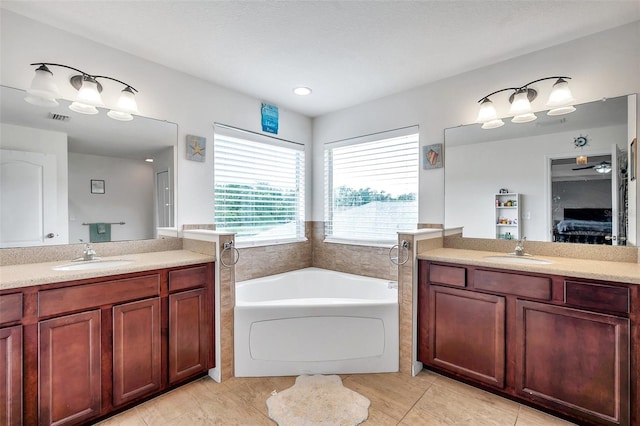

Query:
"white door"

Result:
[[610, 144, 626, 246], [0, 149, 58, 247], [156, 170, 173, 227]]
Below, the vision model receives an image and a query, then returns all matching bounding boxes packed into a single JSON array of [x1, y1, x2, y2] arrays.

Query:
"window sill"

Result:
[[235, 237, 308, 249], [322, 237, 395, 249]]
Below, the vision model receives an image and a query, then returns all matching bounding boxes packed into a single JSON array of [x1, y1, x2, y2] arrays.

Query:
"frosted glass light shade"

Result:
[[546, 78, 575, 108], [476, 98, 498, 123], [115, 87, 139, 114], [26, 65, 61, 100], [107, 110, 133, 121], [25, 95, 59, 107], [69, 101, 99, 115], [548, 105, 576, 116], [76, 77, 104, 107], [481, 119, 505, 129], [576, 155, 588, 165], [512, 112, 537, 123], [509, 90, 533, 116]]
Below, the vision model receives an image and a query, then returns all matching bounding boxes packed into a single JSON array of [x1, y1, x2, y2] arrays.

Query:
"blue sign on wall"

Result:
[[261, 103, 279, 134]]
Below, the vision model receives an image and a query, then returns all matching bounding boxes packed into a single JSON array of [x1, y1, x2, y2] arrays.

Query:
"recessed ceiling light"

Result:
[[145, 158, 154, 163], [293, 87, 312, 96]]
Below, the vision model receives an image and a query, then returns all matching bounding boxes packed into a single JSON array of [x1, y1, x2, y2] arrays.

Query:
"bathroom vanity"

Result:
[[0, 251, 215, 426], [417, 250, 640, 426]]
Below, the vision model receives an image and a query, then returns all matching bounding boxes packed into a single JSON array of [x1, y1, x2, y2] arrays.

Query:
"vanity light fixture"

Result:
[[476, 76, 575, 129], [26, 63, 140, 121]]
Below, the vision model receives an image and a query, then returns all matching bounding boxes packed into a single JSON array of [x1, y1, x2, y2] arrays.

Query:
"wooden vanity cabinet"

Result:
[[516, 300, 629, 425], [0, 293, 23, 426], [168, 266, 210, 384], [38, 310, 102, 426], [112, 297, 162, 407], [418, 260, 636, 426], [1, 261, 214, 426], [427, 285, 506, 388]]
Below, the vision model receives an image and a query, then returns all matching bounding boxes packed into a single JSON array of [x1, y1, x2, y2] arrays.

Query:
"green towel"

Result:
[[90, 223, 111, 242]]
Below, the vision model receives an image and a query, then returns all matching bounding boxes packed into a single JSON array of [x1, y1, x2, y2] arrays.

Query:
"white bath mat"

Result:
[[266, 374, 370, 426]]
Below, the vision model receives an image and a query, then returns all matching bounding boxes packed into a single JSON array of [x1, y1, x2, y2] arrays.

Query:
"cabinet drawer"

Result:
[[38, 274, 160, 318], [0, 293, 22, 325], [169, 265, 208, 292], [429, 264, 466, 288], [565, 281, 629, 315], [474, 270, 551, 300]]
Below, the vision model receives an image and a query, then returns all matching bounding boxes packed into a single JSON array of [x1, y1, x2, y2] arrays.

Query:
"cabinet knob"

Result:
[[46, 233, 55, 239]]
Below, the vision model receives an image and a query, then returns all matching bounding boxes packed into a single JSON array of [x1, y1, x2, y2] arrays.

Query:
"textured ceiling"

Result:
[[2, 1, 639, 117]]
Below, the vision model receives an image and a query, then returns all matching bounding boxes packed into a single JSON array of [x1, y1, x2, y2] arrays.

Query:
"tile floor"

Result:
[[96, 370, 576, 425]]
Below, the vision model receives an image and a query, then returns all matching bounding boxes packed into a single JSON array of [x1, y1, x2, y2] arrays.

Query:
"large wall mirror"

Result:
[[444, 94, 637, 247], [0, 85, 177, 248]]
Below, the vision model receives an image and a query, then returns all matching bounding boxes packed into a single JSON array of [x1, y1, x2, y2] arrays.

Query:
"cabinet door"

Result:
[[428, 285, 506, 388], [39, 310, 101, 426], [0, 326, 22, 426], [113, 298, 161, 407], [516, 300, 629, 426], [169, 288, 208, 383]]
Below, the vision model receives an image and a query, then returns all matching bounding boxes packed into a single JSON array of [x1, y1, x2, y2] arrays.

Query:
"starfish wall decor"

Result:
[[186, 135, 206, 162]]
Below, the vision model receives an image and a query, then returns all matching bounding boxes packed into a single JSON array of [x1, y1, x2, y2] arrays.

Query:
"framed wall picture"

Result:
[[631, 138, 637, 181], [423, 143, 443, 169], [186, 134, 206, 162], [91, 179, 105, 194]]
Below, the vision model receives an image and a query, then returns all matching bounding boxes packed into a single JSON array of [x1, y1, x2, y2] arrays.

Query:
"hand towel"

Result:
[[90, 223, 111, 242]]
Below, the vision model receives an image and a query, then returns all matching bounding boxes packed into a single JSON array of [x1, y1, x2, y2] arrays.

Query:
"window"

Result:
[[324, 127, 419, 244], [214, 124, 305, 244]]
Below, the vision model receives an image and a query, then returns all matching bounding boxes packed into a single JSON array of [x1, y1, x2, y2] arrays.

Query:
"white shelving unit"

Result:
[[495, 193, 521, 240]]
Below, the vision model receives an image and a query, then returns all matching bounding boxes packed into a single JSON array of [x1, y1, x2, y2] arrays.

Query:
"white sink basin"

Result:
[[53, 259, 134, 271], [484, 256, 552, 265]]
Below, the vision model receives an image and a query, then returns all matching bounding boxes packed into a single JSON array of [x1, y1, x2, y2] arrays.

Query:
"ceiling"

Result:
[[1, 1, 639, 117]]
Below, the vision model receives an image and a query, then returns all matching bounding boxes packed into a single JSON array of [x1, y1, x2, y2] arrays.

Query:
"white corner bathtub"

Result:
[[234, 267, 399, 377]]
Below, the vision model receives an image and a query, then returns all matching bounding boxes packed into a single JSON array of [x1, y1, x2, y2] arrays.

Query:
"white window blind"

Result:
[[214, 125, 305, 244], [324, 127, 419, 244]]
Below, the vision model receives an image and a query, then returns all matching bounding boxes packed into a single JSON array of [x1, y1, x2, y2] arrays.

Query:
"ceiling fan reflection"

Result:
[[572, 161, 612, 174]]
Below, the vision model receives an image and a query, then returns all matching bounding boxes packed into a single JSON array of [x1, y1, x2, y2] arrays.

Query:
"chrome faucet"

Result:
[[514, 237, 526, 256], [82, 243, 97, 261]]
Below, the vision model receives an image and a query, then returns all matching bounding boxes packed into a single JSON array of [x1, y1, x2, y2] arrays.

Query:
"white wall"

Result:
[[0, 123, 69, 243], [68, 152, 154, 243], [0, 10, 313, 230], [312, 21, 640, 239]]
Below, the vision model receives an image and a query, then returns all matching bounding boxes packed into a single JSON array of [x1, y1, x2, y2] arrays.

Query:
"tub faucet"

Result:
[[82, 243, 97, 261], [514, 237, 526, 256]]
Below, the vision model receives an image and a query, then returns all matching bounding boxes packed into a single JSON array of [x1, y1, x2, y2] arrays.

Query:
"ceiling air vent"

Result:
[[47, 112, 71, 122]]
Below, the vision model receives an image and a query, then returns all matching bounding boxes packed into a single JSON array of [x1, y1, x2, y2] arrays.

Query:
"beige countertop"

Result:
[[418, 248, 640, 285], [0, 250, 215, 291]]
